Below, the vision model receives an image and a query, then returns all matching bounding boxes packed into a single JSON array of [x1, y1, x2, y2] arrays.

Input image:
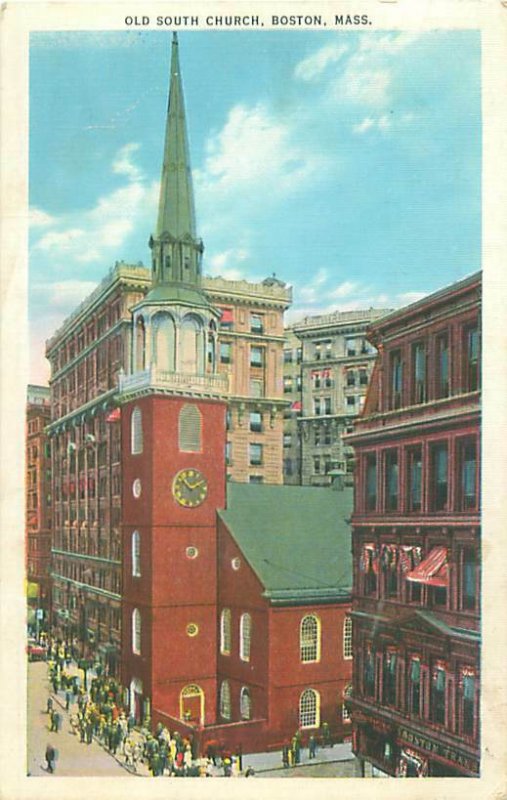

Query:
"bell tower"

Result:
[[119, 33, 228, 727]]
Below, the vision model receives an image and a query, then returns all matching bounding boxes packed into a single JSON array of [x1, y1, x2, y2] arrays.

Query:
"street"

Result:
[[27, 660, 132, 777]]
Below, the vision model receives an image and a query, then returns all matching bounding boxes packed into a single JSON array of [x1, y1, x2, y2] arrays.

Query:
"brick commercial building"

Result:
[[26, 385, 52, 631], [345, 272, 481, 777]]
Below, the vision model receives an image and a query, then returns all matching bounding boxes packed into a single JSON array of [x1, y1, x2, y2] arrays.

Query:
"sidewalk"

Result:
[[242, 741, 354, 774]]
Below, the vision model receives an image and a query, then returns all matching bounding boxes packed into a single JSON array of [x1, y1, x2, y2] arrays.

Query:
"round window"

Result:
[[132, 478, 142, 499], [186, 546, 199, 559], [231, 557, 241, 571], [186, 623, 199, 637]]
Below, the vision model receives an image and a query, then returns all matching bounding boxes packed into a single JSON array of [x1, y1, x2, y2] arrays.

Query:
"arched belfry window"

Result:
[[135, 317, 146, 372], [220, 680, 231, 720], [299, 688, 320, 728], [220, 608, 231, 655], [179, 404, 202, 452], [240, 613, 252, 662], [152, 311, 175, 372], [131, 407, 143, 455], [181, 315, 205, 374], [240, 687, 252, 720]]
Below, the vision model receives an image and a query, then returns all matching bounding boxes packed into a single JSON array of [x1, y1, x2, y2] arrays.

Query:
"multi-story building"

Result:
[[345, 272, 481, 777], [283, 310, 388, 486], [45, 38, 289, 674], [26, 385, 52, 630]]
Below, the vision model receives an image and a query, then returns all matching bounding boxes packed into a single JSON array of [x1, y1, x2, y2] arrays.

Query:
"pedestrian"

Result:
[[65, 689, 71, 711], [321, 721, 331, 748], [52, 675, 59, 694], [309, 734, 317, 759], [86, 716, 93, 745], [282, 743, 289, 768], [184, 744, 193, 774], [45, 743, 56, 773], [127, 712, 135, 733], [291, 735, 300, 765], [46, 697, 53, 714]]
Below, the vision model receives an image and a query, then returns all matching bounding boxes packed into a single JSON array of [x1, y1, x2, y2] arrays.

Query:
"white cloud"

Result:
[[353, 114, 392, 135], [31, 144, 158, 267], [36, 280, 98, 311], [397, 290, 429, 305], [112, 142, 143, 181], [206, 248, 252, 281], [29, 207, 56, 228], [329, 280, 359, 298], [298, 268, 329, 304], [294, 43, 348, 82]]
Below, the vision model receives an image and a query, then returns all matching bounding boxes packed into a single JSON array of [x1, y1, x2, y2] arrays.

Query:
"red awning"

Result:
[[406, 546, 448, 587], [106, 408, 121, 423], [291, 401, 302, 411], [220, 308, 233, 323]]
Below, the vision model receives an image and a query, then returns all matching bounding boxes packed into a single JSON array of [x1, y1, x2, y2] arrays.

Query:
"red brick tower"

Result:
[[119, 34, 228, 726]]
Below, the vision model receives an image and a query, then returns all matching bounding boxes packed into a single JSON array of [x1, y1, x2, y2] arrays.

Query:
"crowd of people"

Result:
[[44, 643, 253, 777]]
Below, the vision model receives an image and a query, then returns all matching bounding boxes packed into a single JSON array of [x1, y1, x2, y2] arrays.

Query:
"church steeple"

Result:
[[147, 33, 209, 309]]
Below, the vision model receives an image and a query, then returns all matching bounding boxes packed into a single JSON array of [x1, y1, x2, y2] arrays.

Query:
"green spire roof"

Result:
[[156, 32, 196, 240]]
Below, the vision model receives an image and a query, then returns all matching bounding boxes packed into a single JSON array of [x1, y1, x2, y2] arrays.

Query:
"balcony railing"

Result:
[[119, 366, 229, 398]]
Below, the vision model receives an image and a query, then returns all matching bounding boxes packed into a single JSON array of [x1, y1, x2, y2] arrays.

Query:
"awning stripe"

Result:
[[406, 546, 448, 587]]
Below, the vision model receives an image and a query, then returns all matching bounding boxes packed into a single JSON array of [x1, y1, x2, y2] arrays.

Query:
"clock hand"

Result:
[[188, 479, 205, 490]]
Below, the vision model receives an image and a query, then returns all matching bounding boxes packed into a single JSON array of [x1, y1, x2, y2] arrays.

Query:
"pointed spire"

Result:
[[156, 31, 196, 240]]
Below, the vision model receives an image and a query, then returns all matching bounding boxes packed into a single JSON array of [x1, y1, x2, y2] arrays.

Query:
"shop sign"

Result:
[[398, 726, 479, 774]]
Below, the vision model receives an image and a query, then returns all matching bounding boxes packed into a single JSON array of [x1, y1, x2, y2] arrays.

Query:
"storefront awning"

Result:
[[220, 309, 233, 323], [406, 546, 448, 587]]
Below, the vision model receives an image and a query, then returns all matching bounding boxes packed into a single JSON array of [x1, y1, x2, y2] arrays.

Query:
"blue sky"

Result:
[[29, 29, 481, 383]]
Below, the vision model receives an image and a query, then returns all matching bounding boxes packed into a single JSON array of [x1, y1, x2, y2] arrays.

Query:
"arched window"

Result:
[[343, 616, 353, 660], [179, 404, 202, 452], [180, 684, 205, 725], [300, 615, 321, 663], [131, 406, 143, 455], [240, 613, 252, 662], [152, 311, 175, 372], [220, 680, 231, 720], [240, 686, 252, 720], [132, 608, 141, 655], [135, 317, 146, 372], [181, 316, 204, 374], [299, 688, 320, 729], [132, 531, 141, 577], [220, 608, 231, 655], [342, 685, 352, 722]]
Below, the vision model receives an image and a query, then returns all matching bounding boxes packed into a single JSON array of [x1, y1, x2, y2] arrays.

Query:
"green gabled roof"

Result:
[[219, 483, 353, 605], [141, 283, 215, 310]]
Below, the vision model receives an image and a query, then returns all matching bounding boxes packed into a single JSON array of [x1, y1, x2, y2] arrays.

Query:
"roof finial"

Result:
[[172, 31, 178, 45]]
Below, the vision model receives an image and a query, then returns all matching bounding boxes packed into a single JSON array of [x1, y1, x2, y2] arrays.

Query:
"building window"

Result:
[[430, 443, 448, 511], [283, 433, 292, 448], [249, 443, 263, 466], [359, 368, 368, 386], [390, 350, 403, 410], [225, 441, 232, 466], [132, 608, 141, 655], [463, 324, 479, 392], [313, 456, 321, 475], [461, 547, 478, 611], [407, 447, 422, 512], [300, 614, 320, 663], [347, 370, 356, 387], [284, 350, 293, 364], [132, 531, 141, 577], [131, 406, 143, 455], [385, 450, 399, 512], [460, 668, 476, 737], [249, 475, 263, 484], [219, 308, 233, 330], [179, 404, 202, 452], [240, 687, 252, 720], [250, 347, 264, 368], [220, 609, 231, 655], [314, 398, 321, 416], [343, 616, 353, 660], [381, 545, 398, 598], [345, 338, 356, 357], [299, 688, 320, 729], [435, 333, 449, 398], [314, 343, 322, 361], [458, 438, 477, 511], [412, 342, 427, 404], [430, 665, 446, 725], [383, 650, 397, 706], [250, 379, 263, 398], [220, 342, 231, 364], [251, 314, 264, 334], [283, 377, 293, 393], [250, 411, 262, 432], [346, 396, 355, 408], [220, 680, 231, 719], [363, 647, 375, 697], [240, 613, 252, 662], [342, 688, 352, 722], [408, 657, 421, 716], [323, 428, 332, 446], [324, 397, 331, 415], [365, 454, 377, 511]]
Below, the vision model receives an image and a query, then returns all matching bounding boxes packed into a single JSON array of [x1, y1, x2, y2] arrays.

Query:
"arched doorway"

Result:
[[180, 684, 205, 725], [130, 677, 143, 722]]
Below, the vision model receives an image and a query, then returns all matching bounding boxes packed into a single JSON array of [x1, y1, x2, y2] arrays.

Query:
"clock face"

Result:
[[172, 469, 208, 508]]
